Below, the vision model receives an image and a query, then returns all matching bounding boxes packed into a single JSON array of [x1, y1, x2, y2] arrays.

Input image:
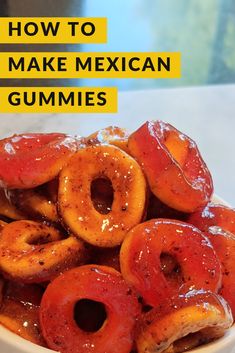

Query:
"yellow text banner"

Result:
[[0, 87, 117, 113], [0, 18, 107, 44], [0, 52, 181, 79]]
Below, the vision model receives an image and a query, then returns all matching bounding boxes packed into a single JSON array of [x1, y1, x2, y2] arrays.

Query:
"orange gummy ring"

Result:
[[136, 290, 233, 353], [86, 126, 129, 153], [0, 220, 87, 283], [7, 187, 58, 223], [59, 144, 147, 247], [0, 188, 25, 220]]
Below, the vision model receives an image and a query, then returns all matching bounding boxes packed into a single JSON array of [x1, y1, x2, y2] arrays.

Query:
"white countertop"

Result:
[[0, 84, 234, 206]]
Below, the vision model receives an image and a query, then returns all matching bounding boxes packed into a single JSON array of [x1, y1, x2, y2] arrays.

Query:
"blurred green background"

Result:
[[1, 0, 234, 89], [82, 0, 235, 90]]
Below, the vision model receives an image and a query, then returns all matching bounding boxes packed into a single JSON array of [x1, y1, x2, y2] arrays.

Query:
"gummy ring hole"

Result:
[[74, 299, 107, 332], [172, 331, 209, 353], [138, 297, 153, 313], [91, 177, 114, 215], [160, 252, 183, 283], [26, 232, 61, 245]]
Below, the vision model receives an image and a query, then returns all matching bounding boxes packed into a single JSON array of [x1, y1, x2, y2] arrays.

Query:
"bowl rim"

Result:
[[0, 194, 234, 353]]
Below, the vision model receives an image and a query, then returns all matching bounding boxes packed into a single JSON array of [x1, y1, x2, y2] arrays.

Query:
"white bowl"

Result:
[[0, 321, 234, 353]]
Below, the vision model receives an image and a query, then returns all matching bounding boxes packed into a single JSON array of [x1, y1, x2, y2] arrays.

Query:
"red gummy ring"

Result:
[[120, 219, 221, 306], [40, 265, 140, 353], [188, 202, 235, 235], [189, 203, 235, 317], [0, 133, 78, 189], [128, 121, 213, 212]]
